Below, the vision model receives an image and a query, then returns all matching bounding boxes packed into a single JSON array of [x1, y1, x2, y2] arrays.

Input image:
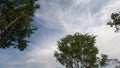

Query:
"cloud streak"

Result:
[[1, 0, 120, 68], [26, 0, 120, 68]]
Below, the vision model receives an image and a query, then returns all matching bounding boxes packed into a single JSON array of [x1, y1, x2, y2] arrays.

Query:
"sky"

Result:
[[0, 0, 120, 68]]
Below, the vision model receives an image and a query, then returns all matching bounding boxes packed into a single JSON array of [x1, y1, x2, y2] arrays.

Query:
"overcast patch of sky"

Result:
[[1, 0, 120, 68]]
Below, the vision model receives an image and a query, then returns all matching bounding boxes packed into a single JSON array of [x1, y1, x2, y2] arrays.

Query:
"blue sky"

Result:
[[1, 0, 120, 68]]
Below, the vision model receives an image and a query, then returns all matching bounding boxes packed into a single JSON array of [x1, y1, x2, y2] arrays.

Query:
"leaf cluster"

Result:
[[54, 33, 108, 68], [107, 12, 120, 32], [0, 0, 39, 51]]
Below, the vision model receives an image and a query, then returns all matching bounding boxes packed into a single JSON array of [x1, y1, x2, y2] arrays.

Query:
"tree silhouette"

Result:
[[107, 12, 120, 32], [54, 33, 108, 68], [0, 0, 39, 51]]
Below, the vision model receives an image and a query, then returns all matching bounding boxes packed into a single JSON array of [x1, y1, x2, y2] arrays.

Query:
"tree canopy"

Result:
[[0, 0, 39, 51], [54, 33, 108, 68], [107, 12, 120, 32]]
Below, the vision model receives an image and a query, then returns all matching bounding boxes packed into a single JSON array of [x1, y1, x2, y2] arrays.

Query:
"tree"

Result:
[[107, 12, 120, 32], [54, 33, 108, 68], [0, 0, 39, 51], [99, 54, 108, 66]]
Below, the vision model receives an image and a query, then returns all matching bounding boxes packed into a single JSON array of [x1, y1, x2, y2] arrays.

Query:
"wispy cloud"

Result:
[[1, 0, 120, 68], [26, 0, 120, 68]]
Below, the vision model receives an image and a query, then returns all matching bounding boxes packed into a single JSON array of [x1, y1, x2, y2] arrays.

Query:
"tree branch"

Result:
[[0, 27, 14, 47], [5, 16, 22, 29], [5, 10, 25, 29], [0, 3, 4, 17]]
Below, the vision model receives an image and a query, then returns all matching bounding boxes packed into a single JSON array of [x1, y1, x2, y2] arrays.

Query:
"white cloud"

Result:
[[25, 34, 64, 68], [73, 0, 91, 5], [22, 0, 120, 68], [97, 0, 120, 23], [90, 0, 120, 59]]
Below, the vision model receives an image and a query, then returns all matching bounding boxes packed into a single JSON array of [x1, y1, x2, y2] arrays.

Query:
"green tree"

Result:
[[99, 54, 108, 66], [54, 33, 108, 68], [107, 12, 120, 32], [0, 0, 39, 51]]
